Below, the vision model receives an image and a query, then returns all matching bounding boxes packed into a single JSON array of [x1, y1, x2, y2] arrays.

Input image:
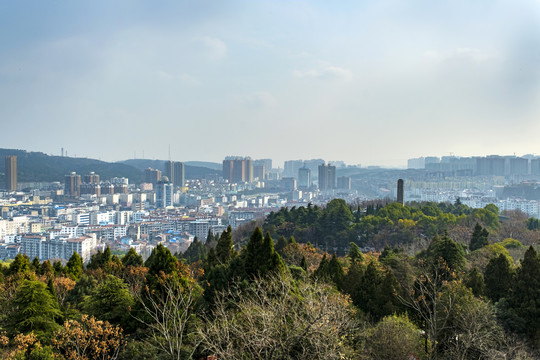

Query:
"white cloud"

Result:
[[241, 91, 277, 108], [424, 48, 496, 63], [157, 70, 174, 81], [156, 71, 201, 85], [199, 36, 227, 59], [179, 73, 201, 86], [293, 65, 353, 82]]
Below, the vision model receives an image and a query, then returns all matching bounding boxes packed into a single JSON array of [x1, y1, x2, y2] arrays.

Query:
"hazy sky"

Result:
[[1, 1, 539, 167]]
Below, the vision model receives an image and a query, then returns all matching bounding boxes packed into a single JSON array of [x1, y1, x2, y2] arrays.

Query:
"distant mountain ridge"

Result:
[[119, 159, 221, 179], [0, 148, 220, 184], [185, 161, 222, 170]]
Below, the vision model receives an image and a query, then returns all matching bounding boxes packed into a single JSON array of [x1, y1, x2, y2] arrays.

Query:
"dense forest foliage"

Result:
[[1, 200, 539, 359], [264, 199, 537, 254]]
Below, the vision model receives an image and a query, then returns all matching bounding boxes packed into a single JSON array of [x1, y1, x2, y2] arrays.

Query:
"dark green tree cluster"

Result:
[[496, 246, 540, 339], [527, 217, 540, 230], [264, 199, 503, 253], [470, 222, 489, 251], [203, 227, 285, 307]]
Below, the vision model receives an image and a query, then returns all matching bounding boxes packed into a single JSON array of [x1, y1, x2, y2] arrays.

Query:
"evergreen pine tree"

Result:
[[313, 254, 329, 281], [8, 280, 62, 339], [377, 270, 400, 318], [65, 274, 97, 305], [87, 246, 112, 270], [426, 233, 466, 275], [348, 242, 363, 264], [82, 275, 134, 326], [216, 226, 234, 265], [327, 254, 344, 287], [46, 277, 57, 302], [31, 257, 41, 272], [39, 260, 54, 278], [122, 247, 144, 267], [206, 229, 215, 246], [355, 205, 361, 223], [485, 254, 514, 302], [9, 253, 30, 275], [53, 260, 64, 276], [244, 228, 284, 278], [182, 237, 207, 264], [103, 246, 112, 262], [205, 247, 218, 270], [357, 262, 383, 317], [341, 260, 363, 303], [110, 255, 124, 274], [65, 252, 83, 280], [300, 255, 307, 271], [470, 223, 489, 251], [508, 246, 540, 337], [275, 236, 289, 254], [465, 266, 485, 297], [145, 243, 178, 277]]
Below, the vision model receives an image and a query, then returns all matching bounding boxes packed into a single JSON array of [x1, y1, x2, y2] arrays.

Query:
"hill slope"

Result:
[[0, 149, 144, 183], [0, 149, 221, 184]]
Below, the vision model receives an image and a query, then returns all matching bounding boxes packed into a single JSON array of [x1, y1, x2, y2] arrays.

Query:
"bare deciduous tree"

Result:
[[399, 259, 460, 359], [134, 273, 199, 360], [53, 276, 76, 307], [444, 299, 503, 360], [198, 275, 358, 360]]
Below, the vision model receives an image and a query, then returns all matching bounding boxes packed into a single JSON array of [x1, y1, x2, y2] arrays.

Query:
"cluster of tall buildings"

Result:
[[408, 155, 540, 177], [64, 172, 128, 197], [221, 156, 352, 191], [253, 159, 272, 181], [284, 159, 325, 178], [144, 161, 185, 208], [155, 179, 174, 208], [222, 156, 254, 183]]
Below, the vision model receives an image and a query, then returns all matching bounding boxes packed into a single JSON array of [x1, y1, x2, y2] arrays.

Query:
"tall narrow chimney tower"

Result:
[[397, 179, 404, 205]]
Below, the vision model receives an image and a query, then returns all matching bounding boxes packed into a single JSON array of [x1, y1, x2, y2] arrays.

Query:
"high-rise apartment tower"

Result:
[[5, 155, 17, 191], [64, 172, 82, 197], [165, 161, 185, 188], [318, 163, 336, 191]]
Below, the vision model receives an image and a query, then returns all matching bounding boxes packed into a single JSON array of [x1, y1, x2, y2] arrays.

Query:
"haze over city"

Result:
[[1, 1, 539, 166]]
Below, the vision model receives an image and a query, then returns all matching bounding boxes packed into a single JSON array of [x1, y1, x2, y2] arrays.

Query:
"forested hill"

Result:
[[263, 199, 539, 254], [0, 148, 144, 183], [0, 148, 220, 184]]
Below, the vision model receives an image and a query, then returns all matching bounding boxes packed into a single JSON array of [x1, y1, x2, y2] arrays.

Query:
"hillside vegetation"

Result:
[[1, 200, 539, 359]]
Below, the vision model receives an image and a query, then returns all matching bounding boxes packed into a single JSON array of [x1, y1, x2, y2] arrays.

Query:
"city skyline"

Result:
[[6, 147, 540, 171], [1, 1, 539, 166]]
